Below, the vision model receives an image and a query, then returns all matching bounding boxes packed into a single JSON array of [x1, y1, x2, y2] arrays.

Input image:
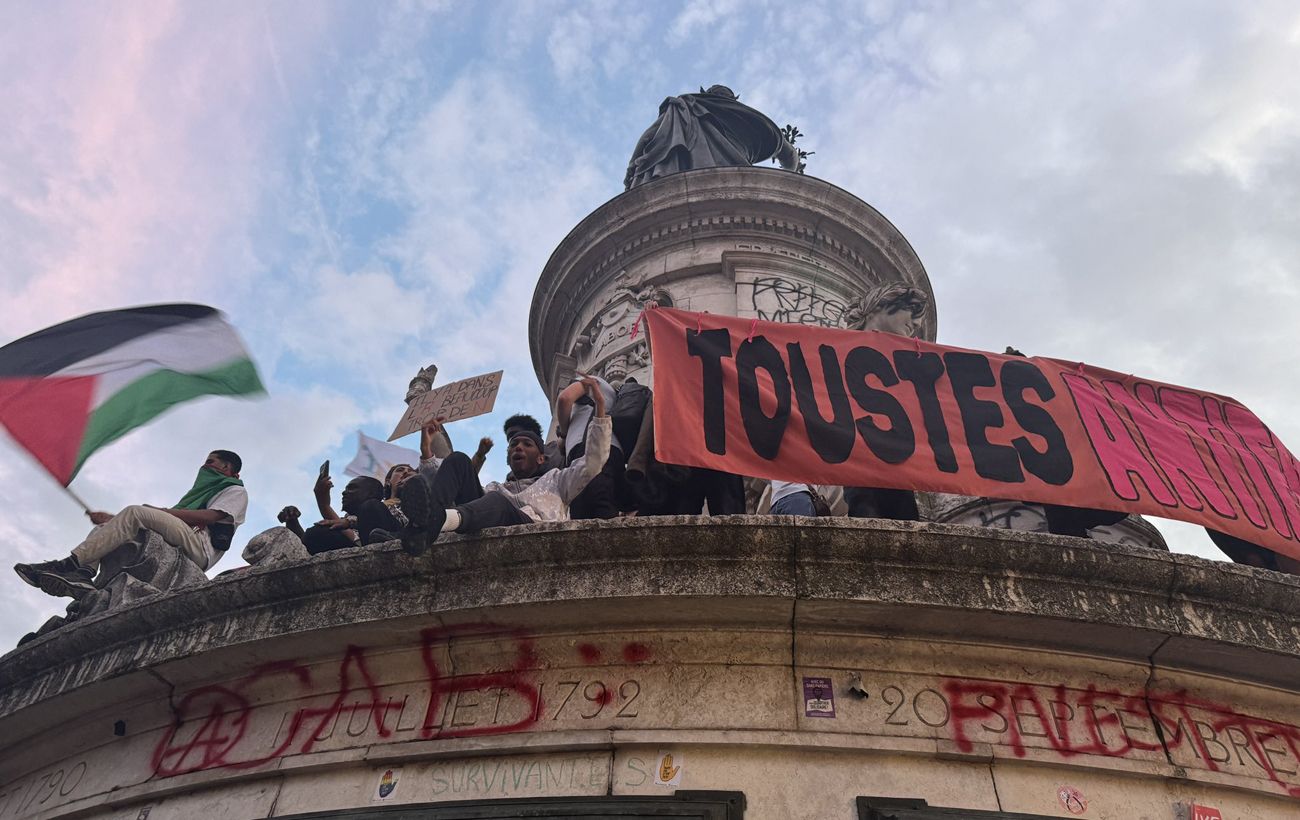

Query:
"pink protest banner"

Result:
[[646, 307, 1300, 560]]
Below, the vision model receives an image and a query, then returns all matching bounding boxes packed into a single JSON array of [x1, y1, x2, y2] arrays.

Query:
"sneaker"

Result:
[[14, 557, 95, 599], [397, 479, 445, 556]]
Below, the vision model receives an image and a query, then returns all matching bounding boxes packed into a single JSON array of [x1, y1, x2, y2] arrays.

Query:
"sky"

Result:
[[2, 0, 1299, 649]]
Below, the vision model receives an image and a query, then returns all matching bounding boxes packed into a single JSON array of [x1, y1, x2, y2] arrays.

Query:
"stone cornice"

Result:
[[2, 518, 1297, 721]]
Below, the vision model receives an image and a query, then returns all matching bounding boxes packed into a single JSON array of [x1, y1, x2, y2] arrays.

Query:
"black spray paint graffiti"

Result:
[[745, 277, 849, 327]]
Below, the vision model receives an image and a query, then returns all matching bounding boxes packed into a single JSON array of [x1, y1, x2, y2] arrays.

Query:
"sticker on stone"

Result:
[[803, 676, 836, 718], [653, 750, 683, 786], [375, 767, 402, 800], [1057, 785, 1087, 814]]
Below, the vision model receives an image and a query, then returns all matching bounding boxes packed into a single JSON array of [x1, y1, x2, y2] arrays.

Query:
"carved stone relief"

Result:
[[565, 270, 670, 388]]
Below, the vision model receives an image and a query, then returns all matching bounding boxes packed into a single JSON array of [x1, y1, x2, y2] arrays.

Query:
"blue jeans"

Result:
[[771, 491, 816, 516]]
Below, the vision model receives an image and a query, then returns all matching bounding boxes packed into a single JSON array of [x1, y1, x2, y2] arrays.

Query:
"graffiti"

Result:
[[150, 625, 653, 778], [848, 678, 1300, 797], [934, 678, 1300, 798], [0, 762, 86, 818], [742, 276, 850, 327]]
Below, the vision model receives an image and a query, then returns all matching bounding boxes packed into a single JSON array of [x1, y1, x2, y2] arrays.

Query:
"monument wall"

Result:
[[529, 167, 935, 397], [0, 519, 1297, 819]]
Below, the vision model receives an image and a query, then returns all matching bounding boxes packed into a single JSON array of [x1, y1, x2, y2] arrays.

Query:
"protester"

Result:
[[1207, 529, 1300, 576], [769, 480, 817, 516], [841, 284, 930, 522], [502, 413, 563, 477], [296, 475, 398, 553], [398, 376, 611, 554], [382, 463, 418, 528], [13, 450, 248, 599], [554, 374, 626, 519]]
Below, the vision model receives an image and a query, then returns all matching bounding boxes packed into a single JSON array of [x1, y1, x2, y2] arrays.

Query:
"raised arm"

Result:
[[554, 379, 588, 443], [420, 416, 453, 461], [471, 437, 494, 474], [313, 472, 339, 520], [555, 376, 611, 503]]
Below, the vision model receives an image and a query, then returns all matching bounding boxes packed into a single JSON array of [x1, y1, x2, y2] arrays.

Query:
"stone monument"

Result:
[[0, 86, 1294, 820]]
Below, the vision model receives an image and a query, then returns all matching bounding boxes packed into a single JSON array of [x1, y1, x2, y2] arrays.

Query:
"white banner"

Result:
[[344, 431, 420, 479]]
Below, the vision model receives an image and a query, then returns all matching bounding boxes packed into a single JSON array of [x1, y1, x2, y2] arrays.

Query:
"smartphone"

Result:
[[318, 459, 330, 479]]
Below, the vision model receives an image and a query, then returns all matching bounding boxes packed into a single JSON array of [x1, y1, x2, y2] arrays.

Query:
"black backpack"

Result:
[[610, 380, 652, 453]]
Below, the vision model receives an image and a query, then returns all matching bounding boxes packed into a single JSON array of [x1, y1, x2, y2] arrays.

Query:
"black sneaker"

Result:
[[14, 557, 95, 599], [397, 479, 445, 556], [398, 478, 432, 556]]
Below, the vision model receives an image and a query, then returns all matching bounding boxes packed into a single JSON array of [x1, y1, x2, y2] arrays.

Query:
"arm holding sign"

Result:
[[421, 417, 453, 461], [417, 416, 452, 487]]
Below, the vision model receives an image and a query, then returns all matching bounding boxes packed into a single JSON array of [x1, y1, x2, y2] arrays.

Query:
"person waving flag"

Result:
[[0, 304, 265, 487]]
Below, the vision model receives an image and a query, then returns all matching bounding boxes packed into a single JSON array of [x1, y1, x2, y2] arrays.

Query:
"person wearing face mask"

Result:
[[14, 450, 248, 599]]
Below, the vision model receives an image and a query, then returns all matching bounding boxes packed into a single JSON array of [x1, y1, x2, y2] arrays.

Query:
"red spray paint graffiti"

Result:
[[151, 625, 652, 777], [942, 678, 1300, 798]]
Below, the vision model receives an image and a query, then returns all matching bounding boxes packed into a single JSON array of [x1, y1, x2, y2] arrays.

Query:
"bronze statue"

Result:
[[624, 85, 800, 189]]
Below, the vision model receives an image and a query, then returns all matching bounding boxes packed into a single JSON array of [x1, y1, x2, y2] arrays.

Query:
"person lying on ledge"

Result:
[[397, 376, 610, 555]]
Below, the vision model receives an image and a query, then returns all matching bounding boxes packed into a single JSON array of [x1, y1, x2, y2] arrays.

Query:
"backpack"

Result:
[[610, 381, 652, 454]]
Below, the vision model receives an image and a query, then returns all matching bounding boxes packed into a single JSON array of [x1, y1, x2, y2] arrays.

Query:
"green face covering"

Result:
[[175, 466, 244, 510]]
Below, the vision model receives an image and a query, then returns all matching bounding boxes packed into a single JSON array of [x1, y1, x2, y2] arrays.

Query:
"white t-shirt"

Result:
[[200, 485, 248, 549], [770, 480, 810, 504], [206, 485, 248, 527], [565, 375, 622, 457]]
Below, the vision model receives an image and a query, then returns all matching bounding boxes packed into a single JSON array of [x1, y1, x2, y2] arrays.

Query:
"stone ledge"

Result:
[[1, 517, 1297, 718]]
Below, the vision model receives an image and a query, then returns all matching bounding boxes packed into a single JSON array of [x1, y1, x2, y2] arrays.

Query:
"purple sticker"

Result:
[[803, 676, 836, 718]]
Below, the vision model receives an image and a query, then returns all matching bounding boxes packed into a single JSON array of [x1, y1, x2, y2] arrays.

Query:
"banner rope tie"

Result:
[[629, 301, 659, 342], [696, 311, 709, 334], [748, 318, 758, 342]]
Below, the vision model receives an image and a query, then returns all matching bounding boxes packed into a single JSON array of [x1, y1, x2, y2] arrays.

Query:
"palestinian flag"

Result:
[[0, 304, 265, 485]]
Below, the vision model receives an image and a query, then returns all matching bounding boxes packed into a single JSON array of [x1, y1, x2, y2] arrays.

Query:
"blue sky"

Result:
[[3, 0, 1300, 648]]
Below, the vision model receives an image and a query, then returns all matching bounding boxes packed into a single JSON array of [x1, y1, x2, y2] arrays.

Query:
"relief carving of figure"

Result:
[[843, 283, 929, 337]]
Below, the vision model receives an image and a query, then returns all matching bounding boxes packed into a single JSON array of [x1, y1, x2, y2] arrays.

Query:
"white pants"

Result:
[[72, 505, 215, 572]]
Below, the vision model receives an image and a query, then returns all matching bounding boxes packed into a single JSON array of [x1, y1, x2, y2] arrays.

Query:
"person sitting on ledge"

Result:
[[398, 376, 610, 555], [284, 474, 398, 553], [1207, 528, 1300, 576], [14, 450, 247, 598], [502, 413, 562, 478]]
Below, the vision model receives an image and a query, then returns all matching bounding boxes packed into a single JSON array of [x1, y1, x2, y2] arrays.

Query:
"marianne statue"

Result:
[[624, 85, 800, 189]]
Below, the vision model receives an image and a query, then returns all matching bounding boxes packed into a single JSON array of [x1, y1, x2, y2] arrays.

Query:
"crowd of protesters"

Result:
[[259, 367, 1300, 578], [12, 285, 1300, 621]]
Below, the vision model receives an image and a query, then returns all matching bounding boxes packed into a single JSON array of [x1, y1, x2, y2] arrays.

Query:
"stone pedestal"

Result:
[[529, 167, 934, 395]]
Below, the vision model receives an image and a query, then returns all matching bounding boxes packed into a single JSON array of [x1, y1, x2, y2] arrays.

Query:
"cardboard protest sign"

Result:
[[388, 370, 502, 441], [645, 307, 1300, 560]]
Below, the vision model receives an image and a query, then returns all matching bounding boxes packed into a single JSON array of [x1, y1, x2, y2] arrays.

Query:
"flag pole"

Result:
[[60, 485, 93, 515]]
